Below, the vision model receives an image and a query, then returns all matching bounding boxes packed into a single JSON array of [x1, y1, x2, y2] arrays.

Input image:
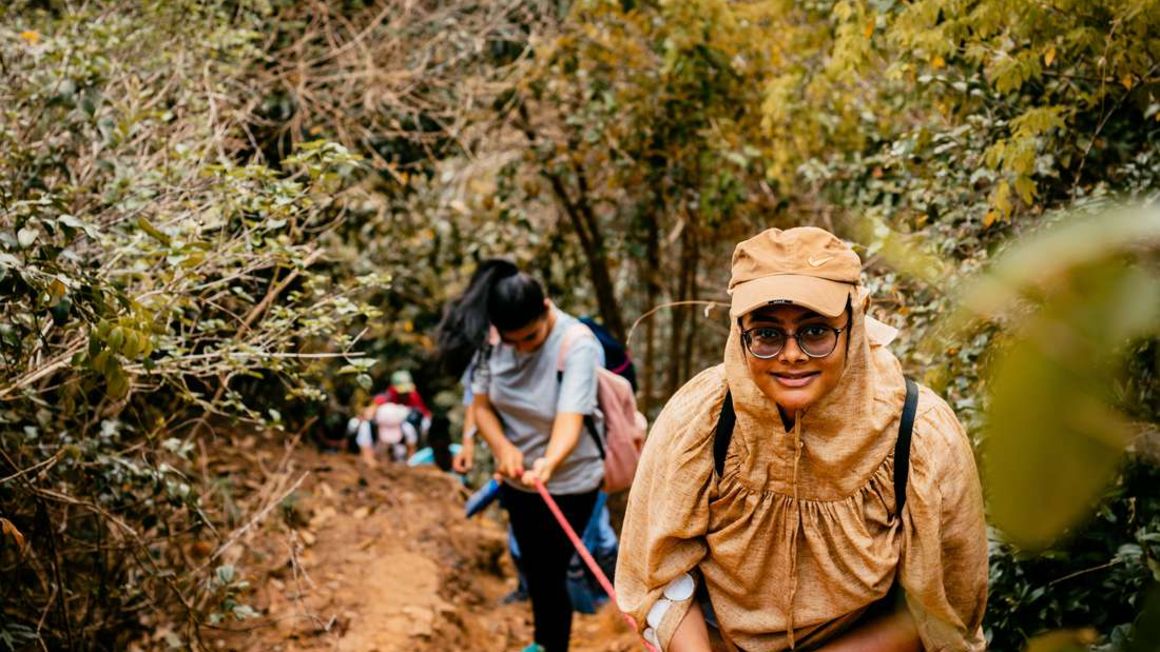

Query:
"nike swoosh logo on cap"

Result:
[[808, 255, 833, 267]]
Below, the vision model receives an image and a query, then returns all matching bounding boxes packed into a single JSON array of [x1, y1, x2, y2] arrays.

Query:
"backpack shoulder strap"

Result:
[[557, 322, 594, 373], [555, 322, 604, 458], [894, 377, 919, 518], [714, 380, 917, 503], [713, 391, 736, 477]]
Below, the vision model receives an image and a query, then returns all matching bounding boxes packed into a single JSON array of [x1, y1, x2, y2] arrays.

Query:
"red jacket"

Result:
[[374, 388, 430, 418]]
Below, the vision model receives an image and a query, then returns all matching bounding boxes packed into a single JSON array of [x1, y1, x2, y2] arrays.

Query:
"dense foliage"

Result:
[[1, 0, 1157, 650], [987, 458, 1160, 652], [0, 2, 380, 647]]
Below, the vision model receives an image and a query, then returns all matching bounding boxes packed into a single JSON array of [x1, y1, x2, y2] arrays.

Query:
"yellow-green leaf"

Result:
[[1014, 175, 1037, 204], [137, 217, 172, 246], [984, 263, 1159, 549], [122, 331, 143, 359], [992, 179, 1013, 217], [91, 350, 111, 375], [107, 327, 124, 353], [107, 366, 130, 399]]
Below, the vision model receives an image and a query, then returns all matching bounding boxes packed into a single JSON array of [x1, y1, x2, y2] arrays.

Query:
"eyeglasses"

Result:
[[741, 321, 849, 359]]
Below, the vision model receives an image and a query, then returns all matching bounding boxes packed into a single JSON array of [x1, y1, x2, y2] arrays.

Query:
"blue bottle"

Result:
[[464, 478, 501, 518]]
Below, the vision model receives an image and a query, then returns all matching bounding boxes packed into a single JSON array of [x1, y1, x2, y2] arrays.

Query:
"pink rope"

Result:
[[533, 478, 659, 652]]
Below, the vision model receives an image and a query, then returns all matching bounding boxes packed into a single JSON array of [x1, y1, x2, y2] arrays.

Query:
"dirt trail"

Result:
[[214, 446, 640, 652]]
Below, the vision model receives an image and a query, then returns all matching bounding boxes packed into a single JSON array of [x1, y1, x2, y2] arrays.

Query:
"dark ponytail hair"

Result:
[[435, 259, 547, 377], [488, 271, 547, 332]]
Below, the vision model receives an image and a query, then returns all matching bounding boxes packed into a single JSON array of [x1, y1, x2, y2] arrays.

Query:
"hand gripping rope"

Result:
[[532, 478, 659, 652]]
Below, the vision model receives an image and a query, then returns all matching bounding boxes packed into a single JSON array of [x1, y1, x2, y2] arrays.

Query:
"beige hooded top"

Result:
[[615, 294, 987, 651]]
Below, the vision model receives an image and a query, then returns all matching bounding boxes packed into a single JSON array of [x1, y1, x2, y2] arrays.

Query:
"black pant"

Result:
[[501, 484, 598, 652]]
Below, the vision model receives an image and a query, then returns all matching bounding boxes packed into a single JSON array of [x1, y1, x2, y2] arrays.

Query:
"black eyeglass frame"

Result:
[[740, 319, 851, 360]]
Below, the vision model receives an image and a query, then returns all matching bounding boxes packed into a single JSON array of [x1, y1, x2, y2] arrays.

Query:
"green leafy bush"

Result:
[[0, 2, 381, 647]]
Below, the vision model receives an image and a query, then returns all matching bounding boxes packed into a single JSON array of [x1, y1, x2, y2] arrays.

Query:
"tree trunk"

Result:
[[666, 219, 692, 396], [642, 207, 661, 414], [681, 212, 700, 383], [541, 170, 626, 341], [515, 103, 626, 341]]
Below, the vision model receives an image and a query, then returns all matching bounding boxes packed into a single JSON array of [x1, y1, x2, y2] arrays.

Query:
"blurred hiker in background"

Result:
[[407, 414, 462, 477], [349, 400, 419, 467], [617, 227, 987, 651], [343, 368, 431, 467], [377, 369, 431, 419], [436, 259, 604, 652], [371, 369, 430, 447]]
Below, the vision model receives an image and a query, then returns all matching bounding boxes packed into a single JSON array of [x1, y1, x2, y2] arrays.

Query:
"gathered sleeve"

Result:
[[899, 391, 988, 651], [615, 367, 725, 649]]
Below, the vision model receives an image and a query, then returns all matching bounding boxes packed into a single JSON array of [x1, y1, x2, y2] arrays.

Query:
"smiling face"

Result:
[[740, 304, 850, 418]]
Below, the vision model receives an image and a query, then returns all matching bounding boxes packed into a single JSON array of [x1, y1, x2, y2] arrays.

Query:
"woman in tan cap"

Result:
[[616, 227, 987, 651]]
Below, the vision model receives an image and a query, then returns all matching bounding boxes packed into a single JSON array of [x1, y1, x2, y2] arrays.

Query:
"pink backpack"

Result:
[[558, 324, 647, 493]]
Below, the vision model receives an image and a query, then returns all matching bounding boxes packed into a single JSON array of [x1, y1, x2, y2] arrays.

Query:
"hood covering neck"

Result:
[[722, 286, 907, 646], [615, 280, 989, 652], [723, 287, 907, 501]]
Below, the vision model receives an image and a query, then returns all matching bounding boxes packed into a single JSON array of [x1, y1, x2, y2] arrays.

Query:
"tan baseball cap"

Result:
[[729, 227, 862, 318]]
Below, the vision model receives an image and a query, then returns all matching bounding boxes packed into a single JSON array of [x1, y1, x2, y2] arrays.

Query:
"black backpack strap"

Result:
[[713, 381, 916, 510], [714, 391, 736, 477], [585, 415, 604, 459], [557, 370, 605, 459], [894, 377, 919, 518]]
